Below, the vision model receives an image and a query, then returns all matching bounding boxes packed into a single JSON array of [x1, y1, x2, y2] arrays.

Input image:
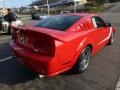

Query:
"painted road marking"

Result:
[[0, 56, 13, 62], [115, 77, 120, 90]]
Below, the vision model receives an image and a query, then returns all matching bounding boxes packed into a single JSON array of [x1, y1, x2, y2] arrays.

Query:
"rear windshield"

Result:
[[34, 15, 81, 31]]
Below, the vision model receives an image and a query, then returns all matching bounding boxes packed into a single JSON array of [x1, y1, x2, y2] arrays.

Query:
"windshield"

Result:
[[34, 15, 81, 31]]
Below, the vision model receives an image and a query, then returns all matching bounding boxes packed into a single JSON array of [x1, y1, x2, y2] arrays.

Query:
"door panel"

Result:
[[92, 16, 110, 46], [98, 27, 110, 46]]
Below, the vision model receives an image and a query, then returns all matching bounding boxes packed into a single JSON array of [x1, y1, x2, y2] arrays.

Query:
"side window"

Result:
[[92, 17, 105, 28]]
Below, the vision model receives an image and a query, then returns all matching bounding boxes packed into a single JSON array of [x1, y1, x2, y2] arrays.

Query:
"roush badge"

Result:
[[20, 35, 28, 44], [20, 35, 25, 44]]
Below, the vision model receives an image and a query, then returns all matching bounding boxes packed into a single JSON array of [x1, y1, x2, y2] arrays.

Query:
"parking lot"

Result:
[[0, 3, 120, 90]]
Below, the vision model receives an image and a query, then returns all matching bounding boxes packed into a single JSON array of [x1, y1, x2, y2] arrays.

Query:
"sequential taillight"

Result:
[[33, 39, 55, 56]]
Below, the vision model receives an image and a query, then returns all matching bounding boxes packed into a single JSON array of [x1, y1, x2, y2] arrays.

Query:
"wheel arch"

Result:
[[73, 43, 93, 66], [86, 44, 93, 53], [72, 44, 93, 72]]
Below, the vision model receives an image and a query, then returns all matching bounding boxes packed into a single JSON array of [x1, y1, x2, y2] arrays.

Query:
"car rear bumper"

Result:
[[9, 40, 66, 76]]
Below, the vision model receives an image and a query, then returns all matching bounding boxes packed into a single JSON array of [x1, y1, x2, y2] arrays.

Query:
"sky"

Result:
[[0, 0, 32, 8]]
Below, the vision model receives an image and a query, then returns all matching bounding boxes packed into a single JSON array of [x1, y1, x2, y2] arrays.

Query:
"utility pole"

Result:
[[0, 0, 4, 8], [47, 0, 50, 15], [2, 0, 4, 8], [74, 1, 77, 13], [32, 0, 34, 11], [90, 0, 92, 12], [74, 0, 79, 13], [0, 0, 5, 14]]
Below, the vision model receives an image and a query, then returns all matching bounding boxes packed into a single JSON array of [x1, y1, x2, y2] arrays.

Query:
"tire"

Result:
[[73, 46, 91, 73], [108, 32, 114, 45]]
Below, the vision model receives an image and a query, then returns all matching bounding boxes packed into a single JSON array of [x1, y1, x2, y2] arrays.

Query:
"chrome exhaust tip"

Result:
[[39, 75, 45, 78]]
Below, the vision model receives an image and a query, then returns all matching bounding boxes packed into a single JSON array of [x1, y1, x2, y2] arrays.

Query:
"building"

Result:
[[31, 0, 88, 7], [87, 0, 117, 3], [80, 0, 88, 4]]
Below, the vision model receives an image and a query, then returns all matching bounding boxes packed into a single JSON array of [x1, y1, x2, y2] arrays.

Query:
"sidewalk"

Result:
[[103, 2, 120, 90], [103, 2, 120, 13]]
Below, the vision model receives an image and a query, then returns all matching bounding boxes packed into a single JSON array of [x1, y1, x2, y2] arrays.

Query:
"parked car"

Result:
[[10, 13, 115, 77], [31, 13, 50, 20], [60, 11, 70, 14], [0, 15, 23, 33], [39, 14, 50, 20]]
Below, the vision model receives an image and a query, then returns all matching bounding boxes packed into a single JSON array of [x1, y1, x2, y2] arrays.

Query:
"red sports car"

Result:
[[10, 13, 115, 76]]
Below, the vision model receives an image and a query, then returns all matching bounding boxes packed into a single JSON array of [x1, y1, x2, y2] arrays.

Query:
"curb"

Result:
[[115, 77, 120, 90]]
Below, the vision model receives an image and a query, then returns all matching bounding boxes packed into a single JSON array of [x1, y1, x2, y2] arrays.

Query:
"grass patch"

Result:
[[90, 6, 105, 13]]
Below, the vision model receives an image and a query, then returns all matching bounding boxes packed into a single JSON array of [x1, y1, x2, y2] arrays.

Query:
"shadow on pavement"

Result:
[[60, 68, 81, 76], [0, 42, 37, 85], [0, 42, 85, 85]]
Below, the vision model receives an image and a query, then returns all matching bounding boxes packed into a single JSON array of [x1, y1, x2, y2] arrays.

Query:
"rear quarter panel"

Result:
[[55, 30, 97, 69], [55, 16, 104, 68]]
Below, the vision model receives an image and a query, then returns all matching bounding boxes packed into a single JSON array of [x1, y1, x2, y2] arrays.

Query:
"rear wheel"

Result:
[[73, 46, 91, 73]]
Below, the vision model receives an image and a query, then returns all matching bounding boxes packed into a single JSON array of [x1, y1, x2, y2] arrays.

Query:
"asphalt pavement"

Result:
[[0, 3, 120, 90]]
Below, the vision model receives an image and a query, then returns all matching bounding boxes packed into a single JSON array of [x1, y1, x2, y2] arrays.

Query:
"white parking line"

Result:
[[115, 77, 120, 90], [0, 56, 13, 62]]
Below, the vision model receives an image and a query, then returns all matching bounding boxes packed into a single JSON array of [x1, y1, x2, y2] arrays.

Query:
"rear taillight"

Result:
[[33, 39, 55, 56], [11, 29, 20, 43], [11, 28, 15, 39], [11, 28, 17, 42]]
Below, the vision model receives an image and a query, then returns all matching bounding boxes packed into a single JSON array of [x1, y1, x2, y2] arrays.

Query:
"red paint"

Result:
[[10, 13, 116, 76]]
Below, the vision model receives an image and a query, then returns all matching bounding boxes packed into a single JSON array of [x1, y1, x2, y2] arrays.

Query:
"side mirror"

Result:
[[105, 23, 111, 27]]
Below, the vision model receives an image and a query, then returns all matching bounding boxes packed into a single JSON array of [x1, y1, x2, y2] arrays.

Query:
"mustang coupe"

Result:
[[10, 13, 115, 76]]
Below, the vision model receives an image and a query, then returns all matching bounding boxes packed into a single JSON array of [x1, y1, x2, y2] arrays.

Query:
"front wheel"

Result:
[[73, 46, 92, 73], [108, 32, 114, 45]]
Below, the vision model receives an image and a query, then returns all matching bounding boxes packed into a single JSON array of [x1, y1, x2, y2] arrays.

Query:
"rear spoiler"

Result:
[[12, 26, 85, 42]]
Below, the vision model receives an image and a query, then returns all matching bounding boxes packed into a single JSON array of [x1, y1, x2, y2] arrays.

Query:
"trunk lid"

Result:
[[12, 26, 66, 56], [12, 26, 84, 42], [11, 26, 85, 56]]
